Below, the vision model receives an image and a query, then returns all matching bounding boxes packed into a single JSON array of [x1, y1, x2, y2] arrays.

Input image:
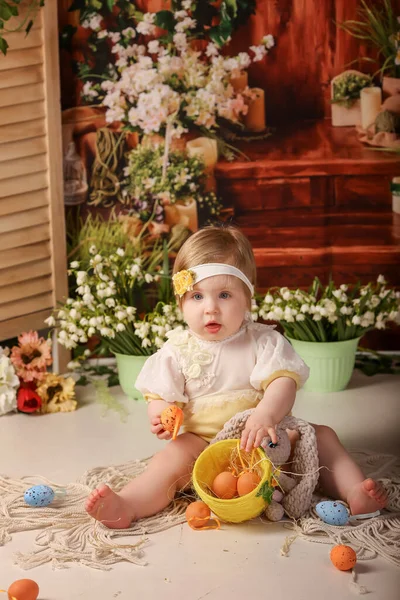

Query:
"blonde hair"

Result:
[[173, 225, 256, 305]]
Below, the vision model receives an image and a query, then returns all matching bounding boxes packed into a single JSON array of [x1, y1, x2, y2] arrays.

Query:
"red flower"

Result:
[[17, 386, 42, 413]]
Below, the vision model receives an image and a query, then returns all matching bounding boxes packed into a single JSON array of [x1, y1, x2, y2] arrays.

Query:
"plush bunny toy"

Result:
[[211, 412, 320, 520]]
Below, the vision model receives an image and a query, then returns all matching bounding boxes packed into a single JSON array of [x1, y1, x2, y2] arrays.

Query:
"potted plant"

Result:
[[257, 276, 400, 393], [123, 144, 222, 231], [47, 219, 188, 400], [331, 70, 374, 126], [338, 0, 400, 98]]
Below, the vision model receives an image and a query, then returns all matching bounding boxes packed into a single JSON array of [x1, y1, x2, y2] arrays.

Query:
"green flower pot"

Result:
[[114, 353, 148, 400], [287, 337, 361, 393]]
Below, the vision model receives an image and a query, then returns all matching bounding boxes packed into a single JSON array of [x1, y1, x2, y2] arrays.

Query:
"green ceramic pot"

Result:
[[287, 337, 361, 393], [114, 353, 148, 400]]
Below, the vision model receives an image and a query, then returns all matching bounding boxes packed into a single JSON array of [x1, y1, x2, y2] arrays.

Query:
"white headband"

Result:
[[172, 263, 254, 297]]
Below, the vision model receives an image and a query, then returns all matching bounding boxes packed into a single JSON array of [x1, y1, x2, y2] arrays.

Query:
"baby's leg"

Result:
[[313, 424, 387, 515], [85, 432, 207, 528]]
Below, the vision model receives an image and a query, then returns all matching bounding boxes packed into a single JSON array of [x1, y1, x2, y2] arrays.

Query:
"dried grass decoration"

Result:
[[192, 440, 273, 523], [89, 128, 127, 207]]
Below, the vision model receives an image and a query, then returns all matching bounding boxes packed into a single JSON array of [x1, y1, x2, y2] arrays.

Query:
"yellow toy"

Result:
[[192, 439, 273, 523]]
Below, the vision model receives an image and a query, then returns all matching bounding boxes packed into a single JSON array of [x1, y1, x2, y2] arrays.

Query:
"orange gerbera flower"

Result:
[[10, 331, 52, 383]]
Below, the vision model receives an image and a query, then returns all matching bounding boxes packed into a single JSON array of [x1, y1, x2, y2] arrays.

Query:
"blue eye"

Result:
[[220, 292, 230, 299], [193, 293, 203, 300]]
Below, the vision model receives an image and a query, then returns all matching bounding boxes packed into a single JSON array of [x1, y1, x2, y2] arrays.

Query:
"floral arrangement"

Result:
[[123, 144, 222, 223], [0, 332, 77, 417], [339, 0, 400, 78], [331, 72, 373, 108], [66, 1, 258, 95], [257, 276, 400, 343], [76, 4, 274, 139], [48, 243, 186, 356]]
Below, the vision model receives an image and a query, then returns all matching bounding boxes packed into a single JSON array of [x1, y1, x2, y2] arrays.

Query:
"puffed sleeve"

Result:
[[250, 328, 309, 391], [135, 344, 188, 404]]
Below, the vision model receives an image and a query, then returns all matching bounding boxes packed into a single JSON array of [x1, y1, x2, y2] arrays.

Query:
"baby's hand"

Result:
[[240, 412, 277, 452], [150, 416, 172, 440]]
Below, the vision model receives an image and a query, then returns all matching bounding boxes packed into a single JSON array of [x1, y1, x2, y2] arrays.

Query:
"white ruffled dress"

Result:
[[136, 321, 309, 442]]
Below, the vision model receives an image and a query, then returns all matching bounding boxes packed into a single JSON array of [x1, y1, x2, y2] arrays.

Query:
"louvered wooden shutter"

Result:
[[0, 2, 68, 344]]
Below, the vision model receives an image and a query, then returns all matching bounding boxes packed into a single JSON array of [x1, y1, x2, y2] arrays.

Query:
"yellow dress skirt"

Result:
[[179, 389, 263, 443]]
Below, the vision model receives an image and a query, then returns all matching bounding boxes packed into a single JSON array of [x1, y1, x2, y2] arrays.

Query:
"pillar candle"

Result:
[[186, 137, 218, 169], [243, 88, 266, 132], [164, 199, 198, 232], [360, 87, 382, 130], [230, 70, 248, 93]]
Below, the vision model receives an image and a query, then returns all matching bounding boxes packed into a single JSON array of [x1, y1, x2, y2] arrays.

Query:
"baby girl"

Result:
[[85, 226, 387, 527]]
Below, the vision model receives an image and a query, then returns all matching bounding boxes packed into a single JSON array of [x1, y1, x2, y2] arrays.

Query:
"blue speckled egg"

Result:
[[315, 501, 349, 526], [24, 484, 55, 507]]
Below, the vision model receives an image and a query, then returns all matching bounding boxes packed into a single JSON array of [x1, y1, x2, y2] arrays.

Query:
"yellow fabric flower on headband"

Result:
[[173, 270, 195, 297]]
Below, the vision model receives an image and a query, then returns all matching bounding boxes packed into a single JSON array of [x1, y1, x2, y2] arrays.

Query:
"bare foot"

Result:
[[347, 478, 388, 516], [85, 483, 134, 529]]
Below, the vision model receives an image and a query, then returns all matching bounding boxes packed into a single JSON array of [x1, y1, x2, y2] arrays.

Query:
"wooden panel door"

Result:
[[0, 2, 68, 356]]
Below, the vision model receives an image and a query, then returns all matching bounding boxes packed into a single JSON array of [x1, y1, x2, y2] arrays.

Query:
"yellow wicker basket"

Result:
[[192, 439, 272, 523]]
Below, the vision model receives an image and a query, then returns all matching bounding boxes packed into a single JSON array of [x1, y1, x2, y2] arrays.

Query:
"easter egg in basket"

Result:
[[192, 439, 272, 523]]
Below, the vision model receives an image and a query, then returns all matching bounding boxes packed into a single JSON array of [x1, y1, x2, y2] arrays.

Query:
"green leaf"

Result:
[[224, 0, 238, 17], [25, 19, 33, 36], [0, 36, 8, 55], [76, 375, 89, 386], [0, 5, 13, 21], [256, 480, 275, 504], [106, 0, 115, 11], [154, 10, 176, 32]]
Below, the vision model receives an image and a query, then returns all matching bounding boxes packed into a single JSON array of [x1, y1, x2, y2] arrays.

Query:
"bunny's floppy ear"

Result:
[[278, 416, 320, 519]]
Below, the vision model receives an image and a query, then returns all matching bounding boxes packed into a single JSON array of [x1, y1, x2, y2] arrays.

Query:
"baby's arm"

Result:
[[240, 377, 296, 452], [147, 399, 173, 441]]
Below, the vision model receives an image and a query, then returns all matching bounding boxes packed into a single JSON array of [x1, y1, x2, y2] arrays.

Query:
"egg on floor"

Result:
[[24, 484, 55, 507], [330, 545, 357, 571], [315, 500, 349, 526], [185, 501, 211, 528], [7, 578, 39, 600]]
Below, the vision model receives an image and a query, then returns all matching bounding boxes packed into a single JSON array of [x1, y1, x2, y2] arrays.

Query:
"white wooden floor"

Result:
[[0, 369, 399, 600]]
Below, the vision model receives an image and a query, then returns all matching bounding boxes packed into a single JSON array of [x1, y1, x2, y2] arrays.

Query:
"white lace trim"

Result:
[[167, 329, 216, 388]]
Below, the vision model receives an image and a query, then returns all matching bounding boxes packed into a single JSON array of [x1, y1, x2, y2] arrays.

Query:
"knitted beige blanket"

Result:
[[0, 452, 399, 571]]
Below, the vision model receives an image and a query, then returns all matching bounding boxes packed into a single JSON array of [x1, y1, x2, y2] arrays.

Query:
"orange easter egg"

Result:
[[160, 405, 184, 440], [185, 501, 211, 528], [212, 471, 238, 499], [237, 471, 261, 496], [330, 545, 357, 571], [8, 579, 39, 600]]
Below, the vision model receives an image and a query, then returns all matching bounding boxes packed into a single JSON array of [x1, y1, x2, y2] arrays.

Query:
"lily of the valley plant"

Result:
[[48, 243, 185, 356], [257, 276, 400, 343]]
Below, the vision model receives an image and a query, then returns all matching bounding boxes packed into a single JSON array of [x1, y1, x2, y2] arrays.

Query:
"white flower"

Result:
[[137, 13, 156, 36], [377, 274, 386, 284], [116, 323, 126, 332], [206, 43, 219, 57], [89, 245, 97, 255], [45, 315, 56, 327], [250, 45, 267, 61], [262, 34, 275, 49], [70, 261, 80, 269], [82, 13, 102, 31], [144, 273, 154, 283], [352, 315, 361, 325], [82, 81, 98, 99], [122, 27, 136, 39], [148, 40, 160, 54], [67, 360, 81, 371]]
